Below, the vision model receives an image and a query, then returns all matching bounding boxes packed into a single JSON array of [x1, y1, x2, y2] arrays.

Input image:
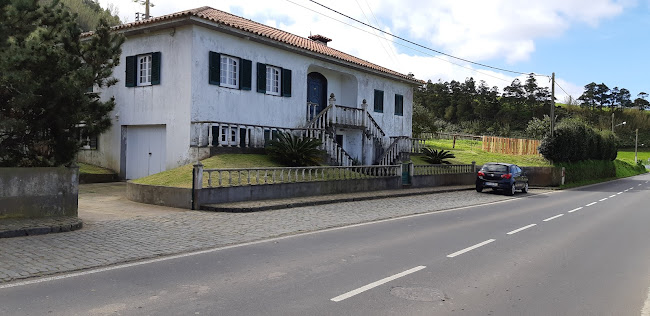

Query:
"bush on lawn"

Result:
[[539, 119, 617, 163]]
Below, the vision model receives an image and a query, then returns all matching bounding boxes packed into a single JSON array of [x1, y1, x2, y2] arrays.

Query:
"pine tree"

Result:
[[0, 0, 124, 167]]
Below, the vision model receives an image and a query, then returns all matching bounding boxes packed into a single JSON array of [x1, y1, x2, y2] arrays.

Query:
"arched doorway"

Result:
[[307, 72, 327, 120]]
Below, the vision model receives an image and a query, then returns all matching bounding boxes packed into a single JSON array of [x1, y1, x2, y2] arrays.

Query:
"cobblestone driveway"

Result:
[[0, 185, 549, 283]]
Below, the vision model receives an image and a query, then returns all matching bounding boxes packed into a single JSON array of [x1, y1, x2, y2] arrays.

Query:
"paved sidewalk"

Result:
[[0, 183, 549, 283]]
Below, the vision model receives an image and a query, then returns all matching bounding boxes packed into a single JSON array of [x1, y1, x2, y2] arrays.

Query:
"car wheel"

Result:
[[522, 182, 529, 193], [476, 185, 483, 192], [506, 183, 516, 196]]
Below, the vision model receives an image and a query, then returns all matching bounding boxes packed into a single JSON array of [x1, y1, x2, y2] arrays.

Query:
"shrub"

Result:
[[265, 132, 324, 167], [539, 119, 617, 163], [422, 147, 455, 164]]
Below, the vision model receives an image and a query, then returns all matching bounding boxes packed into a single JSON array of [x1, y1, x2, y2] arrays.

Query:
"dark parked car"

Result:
[[476, 162, 528, 196]]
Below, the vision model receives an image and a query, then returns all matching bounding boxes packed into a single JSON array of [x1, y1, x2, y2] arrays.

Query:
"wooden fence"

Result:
[[482, 136, 540, 155]]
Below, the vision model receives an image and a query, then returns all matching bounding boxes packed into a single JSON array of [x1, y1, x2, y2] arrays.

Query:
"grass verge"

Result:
[[132, 154, 283, 188], [78, 162, 115, 175], [423, 139, 551, 166]]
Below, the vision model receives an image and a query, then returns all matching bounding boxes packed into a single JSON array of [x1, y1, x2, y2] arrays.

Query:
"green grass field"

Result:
[[421, 139, 551, 167], [132, 154, 283, 188], [616, 148, 650, 166]]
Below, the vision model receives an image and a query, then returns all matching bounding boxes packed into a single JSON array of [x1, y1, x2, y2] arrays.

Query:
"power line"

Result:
[[353, 0, 399, 68], [555, 81, 572, 98], [284, 0, 513, 82], [363, 0, 401, 67], [305, 0, 542, 77]]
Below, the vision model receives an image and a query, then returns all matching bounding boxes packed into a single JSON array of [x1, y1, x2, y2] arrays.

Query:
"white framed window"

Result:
[[265, 66, 281, 95], [220, 55, 239, 89], [137, 54, 152, 86]]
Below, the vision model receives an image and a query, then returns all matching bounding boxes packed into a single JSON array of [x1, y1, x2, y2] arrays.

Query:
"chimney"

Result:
[[308, 34, 332, 46]]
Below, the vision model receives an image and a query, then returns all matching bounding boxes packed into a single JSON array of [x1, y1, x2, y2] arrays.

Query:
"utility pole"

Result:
[[145, 0, 150, 19], [612, 112, 615, 133], [635, 128, 639, 164], [550, 72, 555, 138]]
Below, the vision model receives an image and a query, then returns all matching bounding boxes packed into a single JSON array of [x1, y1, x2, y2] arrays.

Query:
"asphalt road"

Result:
[[2, 175, 650, 316]]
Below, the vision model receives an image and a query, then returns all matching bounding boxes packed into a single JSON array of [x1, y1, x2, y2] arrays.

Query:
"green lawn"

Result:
[[421, 139, 551, 167], [132, 154, 283, 188], [616, 148, 650, 166], [78, 162, 115, 175]]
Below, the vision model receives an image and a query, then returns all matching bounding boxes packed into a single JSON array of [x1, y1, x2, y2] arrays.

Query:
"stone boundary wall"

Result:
[[195, 177, 401, 208], [521, 166, 565, 187], [126, 182, 192, 209], [0, 167, 79, 219], [411, 173, 476, 188]]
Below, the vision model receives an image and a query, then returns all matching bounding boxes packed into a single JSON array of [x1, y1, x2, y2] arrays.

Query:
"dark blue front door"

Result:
[[307, 72, 327, 119]]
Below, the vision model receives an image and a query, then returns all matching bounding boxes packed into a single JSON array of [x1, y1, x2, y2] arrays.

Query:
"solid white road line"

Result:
[[507, 224, 537, 235], [543, 214, 564, 222], [608, 194, 616, 198], [447, 239, 496, 258], [585, 202, 597, 207], [330, 266, 426, 302], [568, 207, 583, 213], [599, 198, 608, 202]]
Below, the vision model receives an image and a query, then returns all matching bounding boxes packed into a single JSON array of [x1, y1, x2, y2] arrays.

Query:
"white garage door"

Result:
[[126, 125, 166, 180]]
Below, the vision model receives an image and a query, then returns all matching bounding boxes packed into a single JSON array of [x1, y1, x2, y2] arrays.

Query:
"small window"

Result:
[[137, 54, 152, 86], [395, 94, 404, 116], [374, 89, 384, 113], [266, 66, 281, 95], [220, 55, 239, 89]]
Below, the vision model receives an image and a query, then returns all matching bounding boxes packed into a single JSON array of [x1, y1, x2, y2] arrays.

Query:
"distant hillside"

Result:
[[41, 0, 121, 31]]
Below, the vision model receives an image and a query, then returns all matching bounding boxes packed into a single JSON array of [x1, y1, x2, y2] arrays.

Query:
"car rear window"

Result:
[[482, 164, 508, 173]]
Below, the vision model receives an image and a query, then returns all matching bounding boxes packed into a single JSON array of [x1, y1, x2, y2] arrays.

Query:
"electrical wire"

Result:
[[305, 0, 543, 77], [284, 0, 513, 82], [363, 0, 401, 67], [353, 0, 399, 68]]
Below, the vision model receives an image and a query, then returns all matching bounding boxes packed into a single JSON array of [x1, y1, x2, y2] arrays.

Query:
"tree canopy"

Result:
[[0, 0, 124, 167], [42, 0, 121, 31]]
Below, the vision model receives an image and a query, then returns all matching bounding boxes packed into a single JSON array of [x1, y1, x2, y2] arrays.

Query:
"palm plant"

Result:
[[266, 131, 324, 167], [422, 147, 455, 164]]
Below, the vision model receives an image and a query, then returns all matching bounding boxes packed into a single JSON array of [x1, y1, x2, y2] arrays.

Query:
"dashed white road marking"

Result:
[[447, 239, 496, 258], [617, 192, 623, 195], [507, 224, 537, 235], [608, 195, 616, 198], [639, 184, 643, 186], [630, 187, 635, 190], [585, 202, 597, 207], [330, 266, 426, 302], [568, 207, 583, 213], [543, 214, 564, 222], [599, 198, 608, 202]]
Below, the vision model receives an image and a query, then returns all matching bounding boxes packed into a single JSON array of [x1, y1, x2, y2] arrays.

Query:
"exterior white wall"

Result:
[[79, 26, 194, 174], [82, 22, 415, 174], [190, 25, 413, 137]]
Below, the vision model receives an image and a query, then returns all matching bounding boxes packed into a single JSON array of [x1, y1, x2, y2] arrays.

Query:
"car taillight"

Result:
[[478, 171, 485, 176], [501, 173, 512, 179]]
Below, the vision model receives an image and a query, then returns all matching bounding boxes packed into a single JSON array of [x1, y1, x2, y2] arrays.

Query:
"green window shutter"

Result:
[[125, 55, 136, 87], [151, 52, 161, 85], [240, 59, 252, 90], [281, 68, 292, 97], [256, 63, 266, 93], [209, 51, 221, 85], [395, 94, 403, 116], [374, 90, 384, 113]]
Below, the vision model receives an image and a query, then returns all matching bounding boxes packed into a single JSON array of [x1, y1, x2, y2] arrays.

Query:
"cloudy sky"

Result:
[[100, 0, 650, 101]]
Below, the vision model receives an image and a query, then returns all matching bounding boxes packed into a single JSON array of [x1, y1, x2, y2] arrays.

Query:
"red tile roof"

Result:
[[84, 6, 422, 84]]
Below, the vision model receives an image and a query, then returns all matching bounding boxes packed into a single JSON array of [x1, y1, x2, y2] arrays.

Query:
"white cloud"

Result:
[[99, 0, 629, 98]]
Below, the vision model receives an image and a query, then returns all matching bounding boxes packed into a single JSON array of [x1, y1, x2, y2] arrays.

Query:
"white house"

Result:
[[78, 6, 422, 179]]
